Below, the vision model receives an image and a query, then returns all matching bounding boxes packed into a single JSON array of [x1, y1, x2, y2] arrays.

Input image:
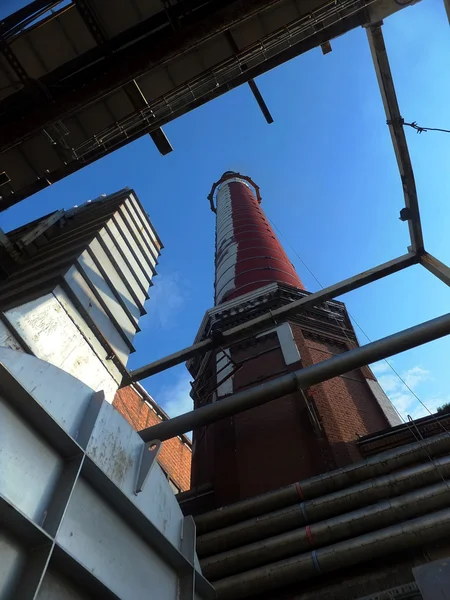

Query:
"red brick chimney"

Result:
[[188, 172, 400, 511]]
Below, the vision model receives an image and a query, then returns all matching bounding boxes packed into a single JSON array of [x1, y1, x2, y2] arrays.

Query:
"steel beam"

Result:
[[129, 252, 418, 382], [420, 252, 450, 287], [0, 0, 286, 153], [366, 23, 424, 254], [139, 309, 450, 442], [444, 0, 450, 25]]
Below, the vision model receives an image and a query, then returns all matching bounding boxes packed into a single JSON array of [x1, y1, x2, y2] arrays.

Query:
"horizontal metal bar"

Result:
[[420, 251, 450, 287], [139, 309, 450, 441], [130, 252, 417, 382], [366, 23, 424, 254]]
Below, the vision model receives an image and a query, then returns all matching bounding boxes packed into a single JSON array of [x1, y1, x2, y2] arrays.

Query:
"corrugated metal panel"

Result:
[[78, 249, 137, 342], [106, 217, 150, 290], [123, 198, 158, 266], [117, 206, 156, 272], [97, 227, 148, 307], [63, 264, 130, 365], [88, 237, 141, 323]]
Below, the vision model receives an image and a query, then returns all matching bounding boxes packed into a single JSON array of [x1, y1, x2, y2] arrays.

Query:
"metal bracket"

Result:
[[135, 439, 161, 494]]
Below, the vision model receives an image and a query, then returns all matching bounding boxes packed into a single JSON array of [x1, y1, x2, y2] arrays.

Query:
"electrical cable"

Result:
[[269, 217, 450, 490], [269, 217, 450, 434], [403, 120, 450, 135]]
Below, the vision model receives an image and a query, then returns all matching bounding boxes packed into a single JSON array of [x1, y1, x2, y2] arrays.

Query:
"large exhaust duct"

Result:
[[195, 430, 450, 535], [213, 506, 450, 599], [201, 479, 450, 580]]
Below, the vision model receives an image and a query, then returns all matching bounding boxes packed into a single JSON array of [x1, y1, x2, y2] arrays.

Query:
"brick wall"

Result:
[[113, 385, 191, 493], [190, 315, 393, 509]]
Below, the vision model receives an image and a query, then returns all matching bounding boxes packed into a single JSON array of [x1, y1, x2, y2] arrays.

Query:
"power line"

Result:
[[403, 120, 450, 135], [269, 217, 450, 489], [269, 216, 447, 424]]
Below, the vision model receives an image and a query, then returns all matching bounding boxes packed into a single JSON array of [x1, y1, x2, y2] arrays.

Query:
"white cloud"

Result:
[[157, 370, 193, 419], [146, 272, 186, 329], [403, 366, 430, 390], [371, 361, 391, 376], [375, 364, 438, 420]]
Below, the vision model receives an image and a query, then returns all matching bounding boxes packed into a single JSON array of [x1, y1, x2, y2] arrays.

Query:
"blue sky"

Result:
[[2, 0, 449, 421]]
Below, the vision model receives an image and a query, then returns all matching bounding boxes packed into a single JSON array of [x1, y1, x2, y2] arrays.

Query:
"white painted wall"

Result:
[[256, 322, 301, 366], [4, 293, 118, 402], [366, 378, 403, 427]]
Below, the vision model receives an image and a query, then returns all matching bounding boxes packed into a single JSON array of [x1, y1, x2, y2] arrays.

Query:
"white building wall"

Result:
[[3, 293, 118, 402], [366, 378, 403, 427]]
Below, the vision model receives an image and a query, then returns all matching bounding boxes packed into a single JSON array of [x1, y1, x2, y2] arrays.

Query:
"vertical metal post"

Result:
[[366, 23, 424, 254], [179, 516, 197, 600]]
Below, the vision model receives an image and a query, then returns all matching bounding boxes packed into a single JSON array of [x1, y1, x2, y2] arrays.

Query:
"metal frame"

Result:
[[0, 361, 215, 599], [133, 23, 450, 443]]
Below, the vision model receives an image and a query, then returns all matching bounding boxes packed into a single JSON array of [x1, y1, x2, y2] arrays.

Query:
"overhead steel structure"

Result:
[[133, 19, 450, 444], [0, 0, 419, 209]]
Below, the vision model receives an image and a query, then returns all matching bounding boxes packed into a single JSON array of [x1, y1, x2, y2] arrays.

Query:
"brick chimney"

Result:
[[188, 172, 400, 511]]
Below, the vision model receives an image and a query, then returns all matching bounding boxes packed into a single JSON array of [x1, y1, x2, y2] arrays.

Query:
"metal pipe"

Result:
[[139, 309, 450, 442], [420, 251, 450, 287], [202, 480, 450, 581], [213, 507, 450, 599], [195, 429, 450, 534], [131, 252, 416, 381], [366, 24, 424, 253], [196, 453, 450, 557]]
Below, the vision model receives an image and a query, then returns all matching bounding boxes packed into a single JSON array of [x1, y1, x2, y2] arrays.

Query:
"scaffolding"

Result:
[[128, 23, 450, 443]]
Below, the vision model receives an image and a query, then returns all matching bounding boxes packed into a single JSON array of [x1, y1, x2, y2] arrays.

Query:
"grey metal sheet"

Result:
[[24, 17, 79, 73], [37, 568, 93, 600], [57, 478, 179, 600], [104, 90, 135, 122], [138, 67, 175, 101], [78, 249, 137, 342], [97, 227, 148, 307], [167, 54, 205, 87], [11, 34, 47, 79], [0, 147, 38, 190], [77, 101, 117, 138], [0, 57, 22, 101], [88, 237, 141, 323], [260, 1, 300, 34], [59, 6, 97, 55], [0, 395, 63, 524], [0, 530, 26, 600], [197, 36, 234, 69], [21, 134, 65, 174], [414, 558, 450, 599], [134, 0, 164, 20], [63, 264, 131, 365], [91, 0, 141, 37]]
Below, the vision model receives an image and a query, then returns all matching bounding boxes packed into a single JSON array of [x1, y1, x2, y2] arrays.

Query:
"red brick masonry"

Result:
[[113, 384, 191, 492]]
